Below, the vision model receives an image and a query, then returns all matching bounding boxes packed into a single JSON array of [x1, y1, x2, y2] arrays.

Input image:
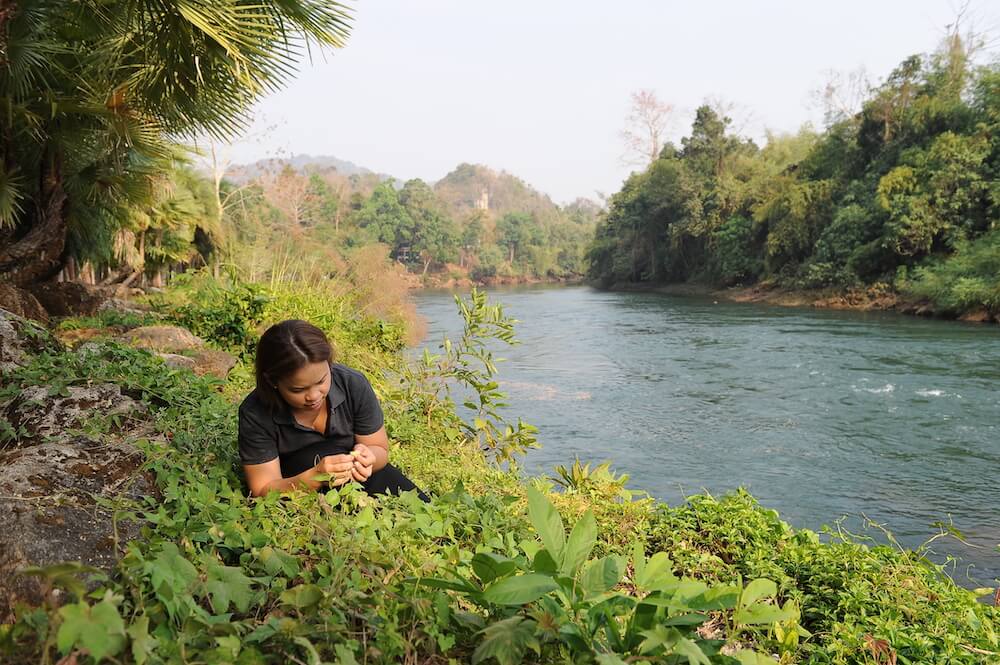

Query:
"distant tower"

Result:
[[474, 186, 489, 211]]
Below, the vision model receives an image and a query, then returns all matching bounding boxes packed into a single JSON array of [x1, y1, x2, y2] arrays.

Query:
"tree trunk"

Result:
[[0, 152, 68, 285]]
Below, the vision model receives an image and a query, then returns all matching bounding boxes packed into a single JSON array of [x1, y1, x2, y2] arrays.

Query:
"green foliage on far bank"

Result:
[[1, 279, 997, 664], [588, 34, 1000, 318]]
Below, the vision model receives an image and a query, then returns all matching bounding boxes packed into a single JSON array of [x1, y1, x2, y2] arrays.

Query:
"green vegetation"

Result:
[[2, 279, 996, 664], [220, 162, 599, 288], [0, 0, 352, 288], [588, 33, 1000, 319]]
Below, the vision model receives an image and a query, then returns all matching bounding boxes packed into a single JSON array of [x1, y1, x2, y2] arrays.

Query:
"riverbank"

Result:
[[607, 280, 1000, 324], [404, 265, 585, 291]]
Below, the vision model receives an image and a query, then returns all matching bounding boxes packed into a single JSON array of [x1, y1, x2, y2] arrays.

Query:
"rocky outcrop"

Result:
[[121, 325, 238, 380], [0, 283, 49, 324], [188, 348, 239, 379], [0, 436, 154, 619], [0, 382, 155, 620], [0, 307, 62, 374], [121, 325, 204, 352], [5, 384, 148, 440], [26, 281, 106, 317]]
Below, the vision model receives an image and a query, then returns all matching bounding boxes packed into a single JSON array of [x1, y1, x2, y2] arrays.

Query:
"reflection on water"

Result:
[[411, 285, 1000, 585]]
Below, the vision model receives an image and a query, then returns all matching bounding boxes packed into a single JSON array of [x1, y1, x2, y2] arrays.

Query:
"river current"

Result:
[[410, 285, 1000, 585]]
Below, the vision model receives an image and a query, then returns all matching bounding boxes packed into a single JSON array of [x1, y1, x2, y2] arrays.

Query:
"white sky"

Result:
[[226, 0, 1000, 204]]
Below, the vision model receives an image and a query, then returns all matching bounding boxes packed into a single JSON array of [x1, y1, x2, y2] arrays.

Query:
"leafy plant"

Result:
[[412, 486, 787, 664], [409, 287, 539, 464]]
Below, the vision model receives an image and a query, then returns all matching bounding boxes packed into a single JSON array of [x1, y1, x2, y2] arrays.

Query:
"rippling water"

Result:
[[410, 285, 1000, 585]]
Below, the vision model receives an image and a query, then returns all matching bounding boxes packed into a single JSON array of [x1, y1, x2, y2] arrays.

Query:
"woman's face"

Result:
[[276, 361, 331, 412]]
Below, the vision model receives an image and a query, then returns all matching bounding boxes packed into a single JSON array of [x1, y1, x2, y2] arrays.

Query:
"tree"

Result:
[[356, 182, 414, 255], [0, 0, 352, 286], [495, 212, 533, 264], [620, 90, 675, 167]]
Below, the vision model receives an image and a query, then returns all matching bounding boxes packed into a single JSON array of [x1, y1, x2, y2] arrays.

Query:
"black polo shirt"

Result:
[[237, 362, 384, 478]]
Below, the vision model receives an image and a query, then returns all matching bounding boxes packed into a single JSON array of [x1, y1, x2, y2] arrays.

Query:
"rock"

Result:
[[97, 296, 153, 316], [157, 352, 197, 371], [0, 381, 156, 619], [4, 383, 147, 443], [121, 325, 205, 352], [959, 309, 991, 323], [54, 327, 111, 348], [0, 435, 153, 620], [26, 281, 106, 317], [190, 348, 238, 379], [0, 308, 62, 374], [0, 283, 49, 324]]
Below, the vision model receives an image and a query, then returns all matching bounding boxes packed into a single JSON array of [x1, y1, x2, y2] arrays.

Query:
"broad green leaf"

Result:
[[526, 486, 565, 560], [639, 625, 681, 654], [688, 584, 740, 611], [482, 574, 558, 606], [735, 603, 796, 625], [259, 546, 299, 578], [85, 601, 127, 661], [579, 556, 624, 598], [560, 510, 597, 576], [595, 653, 629, 665], [56, 600, 126, 662], [532, 548, 558, 574], [127, 616, 158, 665], [56, 603, 88, 655], [473, 616, 540, 665], [741, 578, 777, 607], [280, 584, 324, 609], [635, 551, 676, 591], [472, 552, 518, 584], [149, 543, 198, 596], [205, 563, 254, 613], [735, 650, 780, 665], [664, 613, 710, 626], [671, 636, 712, 665]]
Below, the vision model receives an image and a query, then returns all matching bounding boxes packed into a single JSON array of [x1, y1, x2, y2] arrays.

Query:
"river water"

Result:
[[410, 285, 1000, 585]]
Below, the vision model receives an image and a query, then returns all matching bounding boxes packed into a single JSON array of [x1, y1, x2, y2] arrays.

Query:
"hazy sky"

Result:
[[225, 0, 1000, 204]]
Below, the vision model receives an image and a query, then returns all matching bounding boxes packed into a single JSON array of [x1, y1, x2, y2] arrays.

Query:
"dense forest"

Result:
[[587, 33, 1000, 318], [220, 161, 599, 285]]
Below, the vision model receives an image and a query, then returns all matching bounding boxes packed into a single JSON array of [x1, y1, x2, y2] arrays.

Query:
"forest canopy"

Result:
[[587, 31, 1000, 315]]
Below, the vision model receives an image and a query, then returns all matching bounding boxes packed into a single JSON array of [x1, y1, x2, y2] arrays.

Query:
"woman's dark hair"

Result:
[[255, 320, 333, 410]]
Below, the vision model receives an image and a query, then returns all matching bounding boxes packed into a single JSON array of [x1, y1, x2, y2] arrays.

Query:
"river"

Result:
[[410, 284, 1000, 586]]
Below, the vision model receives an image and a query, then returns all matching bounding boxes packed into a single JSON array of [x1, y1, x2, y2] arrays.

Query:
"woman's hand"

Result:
[[314, 454, 356, 487], [350, 443, 376, 482]]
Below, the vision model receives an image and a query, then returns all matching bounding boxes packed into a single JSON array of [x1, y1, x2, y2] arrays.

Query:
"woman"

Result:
[[238, 319, 427, 500]]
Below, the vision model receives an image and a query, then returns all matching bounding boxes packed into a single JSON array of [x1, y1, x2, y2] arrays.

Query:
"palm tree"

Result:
[[0, 0, 352, 285]]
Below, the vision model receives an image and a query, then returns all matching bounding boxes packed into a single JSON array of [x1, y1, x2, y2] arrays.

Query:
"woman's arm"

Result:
[[243, 455, 356, 497]]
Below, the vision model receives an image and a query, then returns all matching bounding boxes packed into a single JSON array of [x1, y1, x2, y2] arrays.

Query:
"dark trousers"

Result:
[[361, 464, 430, 502]]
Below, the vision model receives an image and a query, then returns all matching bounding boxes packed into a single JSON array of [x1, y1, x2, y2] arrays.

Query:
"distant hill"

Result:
[[226, 154, 395, 185], [432, 163, 564, 222], [226, 156, 602, 221]]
